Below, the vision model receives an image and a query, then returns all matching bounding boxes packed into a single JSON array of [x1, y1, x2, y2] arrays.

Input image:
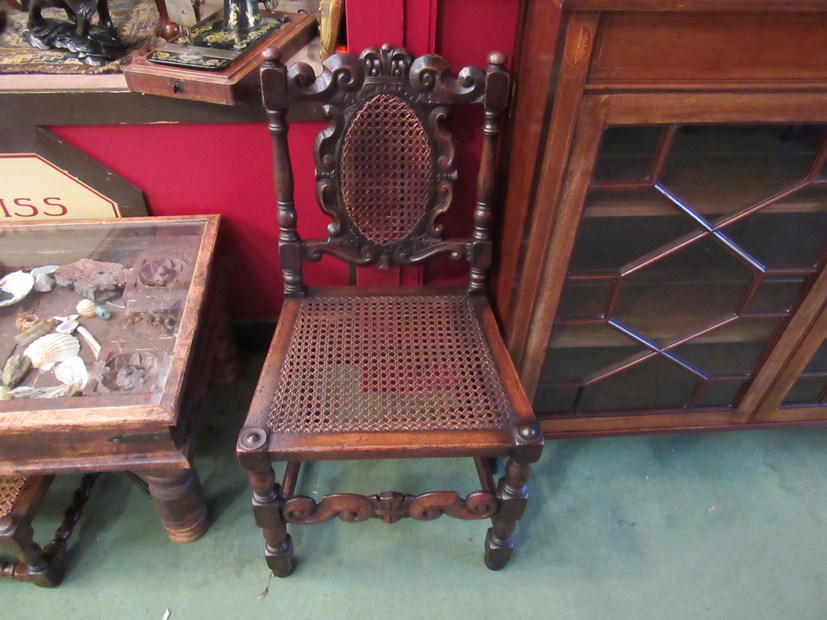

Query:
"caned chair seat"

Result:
[[249, 290, 534, 462], [272, 293, 513, 433]]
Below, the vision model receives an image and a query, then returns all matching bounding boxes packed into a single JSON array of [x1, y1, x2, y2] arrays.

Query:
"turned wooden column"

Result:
[[146, 468, 209, 544]]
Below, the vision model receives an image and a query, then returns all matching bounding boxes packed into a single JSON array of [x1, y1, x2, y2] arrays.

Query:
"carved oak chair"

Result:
[[237, 44, 543, 576]]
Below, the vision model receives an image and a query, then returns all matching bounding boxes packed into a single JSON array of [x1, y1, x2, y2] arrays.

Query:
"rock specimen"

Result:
[[55, 259, 129, 302]]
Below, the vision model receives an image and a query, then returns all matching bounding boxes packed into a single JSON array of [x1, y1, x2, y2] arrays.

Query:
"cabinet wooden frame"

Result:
[[495, 0, 827, 437]]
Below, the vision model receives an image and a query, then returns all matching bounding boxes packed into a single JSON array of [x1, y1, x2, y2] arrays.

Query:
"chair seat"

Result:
[[0, 475, 29, 519], [267, 292, 516, 436]]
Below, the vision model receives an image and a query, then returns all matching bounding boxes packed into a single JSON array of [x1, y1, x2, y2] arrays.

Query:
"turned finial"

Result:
[[262, 47, 282, 64], [487, 51, 507, 67]]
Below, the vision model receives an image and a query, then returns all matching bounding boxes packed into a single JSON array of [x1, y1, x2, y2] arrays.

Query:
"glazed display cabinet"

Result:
[[496, 0, 827, 436]]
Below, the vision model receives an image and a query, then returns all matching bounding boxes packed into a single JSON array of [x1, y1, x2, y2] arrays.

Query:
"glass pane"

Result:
[[693, 379, 746, 408], [571, 190, 698, 272], [534, 385, 577, 414], [557, 279, 613, 318], [724, 198, 827, 270], [592, 126, 663, 185], [578, 356, 698, 412], [672, 317, 782, 376], [541, 323, 646, 383], [803, 338, 827, 373], [611, 237, 753, 347], [783, 376, 827, 405], [660, 125, 819, 218], [746, 276, 806, 314]]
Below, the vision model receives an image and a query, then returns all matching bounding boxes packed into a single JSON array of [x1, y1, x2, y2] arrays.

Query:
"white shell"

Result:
[[23, 333, 81, 370], [76, 325, 101, 359], [0, 271, 35, 308], [56, 320, 79, 334], [76, 299, 97, 318], [30, 265, 59, 293], [54, 356, 89, 390]]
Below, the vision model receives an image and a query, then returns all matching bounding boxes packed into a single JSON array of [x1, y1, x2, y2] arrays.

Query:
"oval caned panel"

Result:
[[339, 94, 435, 245]]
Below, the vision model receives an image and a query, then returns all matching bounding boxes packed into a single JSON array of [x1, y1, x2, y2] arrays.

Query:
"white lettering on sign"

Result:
[[0, 154, 120, 220]]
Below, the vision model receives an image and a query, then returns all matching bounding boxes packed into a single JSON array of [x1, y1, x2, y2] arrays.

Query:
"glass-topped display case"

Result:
[[0, 215, 222, 546]]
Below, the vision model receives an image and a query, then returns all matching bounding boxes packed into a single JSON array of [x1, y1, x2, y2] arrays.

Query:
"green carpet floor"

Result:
[[3, 350, 827, 618]]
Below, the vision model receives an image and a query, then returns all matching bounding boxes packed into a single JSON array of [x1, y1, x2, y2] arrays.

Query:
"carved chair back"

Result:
[[259, 44, 510, 296]]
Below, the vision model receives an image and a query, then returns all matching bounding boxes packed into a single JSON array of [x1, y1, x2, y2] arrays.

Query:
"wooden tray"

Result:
[[123, 11, 316, 105]]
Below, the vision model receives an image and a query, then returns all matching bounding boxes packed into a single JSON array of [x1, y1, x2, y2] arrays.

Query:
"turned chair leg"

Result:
[[485, 457, 531, 571], [248, 467, 293, 577]]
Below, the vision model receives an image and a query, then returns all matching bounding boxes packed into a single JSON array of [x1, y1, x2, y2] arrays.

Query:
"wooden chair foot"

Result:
[[0, 547, 65, 588], [484, 528, 513, 570], [265, 535, 294, 577]]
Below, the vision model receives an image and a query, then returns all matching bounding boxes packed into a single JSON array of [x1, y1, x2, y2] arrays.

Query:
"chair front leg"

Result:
[[485, 457, 531, 570], [248, 467, 294, 577]]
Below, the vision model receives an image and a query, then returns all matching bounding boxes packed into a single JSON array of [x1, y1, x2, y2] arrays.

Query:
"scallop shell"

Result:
[[54, 356, 89, 390], [76, 299, 97, 318], [23, 333, 81, 370], [0, 271, 35, 308]]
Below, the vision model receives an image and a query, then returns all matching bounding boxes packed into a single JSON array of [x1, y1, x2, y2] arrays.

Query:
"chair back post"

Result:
[[468, 52, 510, 295], [261, 48, 306, 298]]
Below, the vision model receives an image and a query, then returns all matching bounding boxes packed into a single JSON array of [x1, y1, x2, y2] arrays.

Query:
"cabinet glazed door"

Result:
[[522, 94, 827, 434]]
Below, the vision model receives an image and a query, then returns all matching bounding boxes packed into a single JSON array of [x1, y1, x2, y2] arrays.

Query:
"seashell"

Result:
[[56, 319, 79, 334], [15, 314, 39, 332], [76, 299, 97, 318], [0, 271, 35, 308], [23, 333, 81, 370], [54, 356, 89, 390], [31, 265, 59, 293], [0, 386, 11, 400], [9, 384, 78, 399], [76, 325, 101, 359], [14, 319, 55, 347], [2, 354, 31, 387]]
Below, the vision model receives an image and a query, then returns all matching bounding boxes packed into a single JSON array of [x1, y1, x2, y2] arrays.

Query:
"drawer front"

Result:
[[588, 13, 827, 85]]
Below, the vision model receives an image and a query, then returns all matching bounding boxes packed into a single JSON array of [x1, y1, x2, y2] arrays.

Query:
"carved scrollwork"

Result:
[[283, 494, 374, 524], [286, 55, 365, 101], [391, 240, 467, 265], [427, 179, 456, 238], [303, 239, 380, 265], [282, 490, 498, 525], [408, 491, 498, 520], [409, 56, 486, 103], [430, 107, 457, 173]]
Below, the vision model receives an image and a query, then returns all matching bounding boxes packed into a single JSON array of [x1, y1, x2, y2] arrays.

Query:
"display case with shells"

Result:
[[0, 219, 209, 405]]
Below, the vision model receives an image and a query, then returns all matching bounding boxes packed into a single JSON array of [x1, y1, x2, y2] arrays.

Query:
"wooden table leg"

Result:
[[145, 467, 209, 543]]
